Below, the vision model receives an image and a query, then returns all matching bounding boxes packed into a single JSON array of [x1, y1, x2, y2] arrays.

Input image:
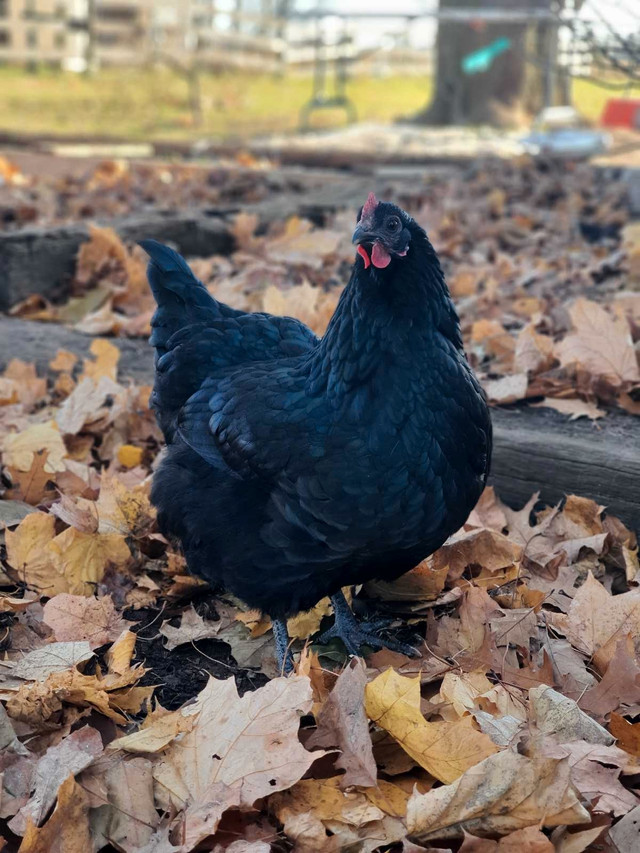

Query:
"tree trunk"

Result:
[[412, 0, 556, 127]]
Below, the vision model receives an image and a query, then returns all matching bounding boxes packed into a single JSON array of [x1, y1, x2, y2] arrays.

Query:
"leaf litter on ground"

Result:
[[0, 157, 639, 850]]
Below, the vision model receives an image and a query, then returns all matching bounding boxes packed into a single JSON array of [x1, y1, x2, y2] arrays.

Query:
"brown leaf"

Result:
[[306, 658, 377, 788], [43, 594, 130, 649], [609, 713, 640, 757], [555, 298, 639, 385], [9, 727, 103, 835], [551, 573, 640, 669], [91, 757, 159, 853], [581, 637, 640, 718], [514, 325, 554, 375], [406, 751, 589, 841], [432, 528, 522, 582], [5, 450, 55, 506], [18, 775, 92, 853]]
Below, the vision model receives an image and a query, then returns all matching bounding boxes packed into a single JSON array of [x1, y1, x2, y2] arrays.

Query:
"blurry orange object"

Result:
[[601, 98, 640, 129]]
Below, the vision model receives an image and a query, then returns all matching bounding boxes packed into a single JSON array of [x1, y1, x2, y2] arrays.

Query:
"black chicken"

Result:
[[142, 194, 491, 672]]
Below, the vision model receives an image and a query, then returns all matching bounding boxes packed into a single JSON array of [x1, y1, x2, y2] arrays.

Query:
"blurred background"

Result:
[[0, 0, 638, 148]]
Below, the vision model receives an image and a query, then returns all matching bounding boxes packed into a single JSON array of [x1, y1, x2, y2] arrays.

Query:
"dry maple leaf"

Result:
[[551, 573, 640, 670], [9, 726, 103, 835], [80, 338, 121, 382], [482, 373, 529, 405], [306, 658, 377, 788], [5, 448, 56, 506], [1, 421, 67, 473], [406, 750, 589, 841], [555, 298, 640, 386], [6, 512, 131, 596], [514, 325, 555, 375], [153, 675, 315, 849], [609, 713, 640, 758], [270, 776, 397, 853], [159, 606, 221, 651], [90, 756, 159, 852], [42, 594, 131, 649], [18, 775, 92, 853], [364, 668, 498, 784]]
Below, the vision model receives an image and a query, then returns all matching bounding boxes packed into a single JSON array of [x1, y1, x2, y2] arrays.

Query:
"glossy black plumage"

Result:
[[142, 202, 491, 628]]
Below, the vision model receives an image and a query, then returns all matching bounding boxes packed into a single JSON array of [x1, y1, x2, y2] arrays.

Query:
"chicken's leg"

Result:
[[317, 590, 418, 657], [273, 618, 294, 675]]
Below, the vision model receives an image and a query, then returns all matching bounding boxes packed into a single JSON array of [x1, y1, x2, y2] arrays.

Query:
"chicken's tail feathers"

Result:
[[140, 239, 221, 356]]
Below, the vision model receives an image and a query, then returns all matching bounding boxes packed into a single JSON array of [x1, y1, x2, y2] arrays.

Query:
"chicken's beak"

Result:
[[352, 224, 377, 246]]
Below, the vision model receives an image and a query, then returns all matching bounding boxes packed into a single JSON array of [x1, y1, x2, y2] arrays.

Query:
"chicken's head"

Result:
[[352, 193, 413, 270]]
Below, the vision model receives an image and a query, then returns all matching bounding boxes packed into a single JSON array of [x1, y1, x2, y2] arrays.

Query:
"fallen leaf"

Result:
[[551, 573, 640, 670], [43, 594, 130, 649], [555, 298, 639, 385], [580, 637, 640, 718], [406, 750, 589, 841], [483, 373, 528, 404], [91, 757, 159, 853], [514, 325, 554, 375], [532, 398, 605, 421], [364, 668, 498, 784], [1, 422, 67, 473], [10, 727, 103, 835], [6, 514, 131, 596], [608, 804, 640, 851], [159, 606, 221, 650], [6, 642, 94, 683], [153, 675, 315, 849], [529, 685, 613, 745], [306, 658, 377, 788], [80, 338, 121, 382], [18, 775, 92, 853], [609, 713, 640, 757], [117, 444, 144, 468]]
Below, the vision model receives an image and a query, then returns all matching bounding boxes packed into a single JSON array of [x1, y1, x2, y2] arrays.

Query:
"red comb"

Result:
[[360, 192, 378, 221]]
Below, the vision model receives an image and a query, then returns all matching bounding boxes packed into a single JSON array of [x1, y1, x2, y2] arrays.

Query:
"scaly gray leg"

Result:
[[272, 618, 294, 674], [317, 589, 419, 657]]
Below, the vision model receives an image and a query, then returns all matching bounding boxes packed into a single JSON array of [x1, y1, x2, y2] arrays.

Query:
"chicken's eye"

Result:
[[386, 217, 401, 232]]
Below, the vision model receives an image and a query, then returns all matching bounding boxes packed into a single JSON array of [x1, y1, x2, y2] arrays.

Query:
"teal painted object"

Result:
[[462, 37, 511, 74]]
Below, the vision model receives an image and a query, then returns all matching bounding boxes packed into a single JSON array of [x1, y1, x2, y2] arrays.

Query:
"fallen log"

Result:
[[0, 315, 638, 532]]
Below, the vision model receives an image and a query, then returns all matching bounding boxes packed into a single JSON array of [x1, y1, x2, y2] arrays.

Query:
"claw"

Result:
[[316, 591, 420, 658]]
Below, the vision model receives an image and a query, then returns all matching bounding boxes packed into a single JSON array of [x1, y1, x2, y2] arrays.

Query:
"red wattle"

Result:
[[371, 242, 391, 268], [357, 245, 371, 268]]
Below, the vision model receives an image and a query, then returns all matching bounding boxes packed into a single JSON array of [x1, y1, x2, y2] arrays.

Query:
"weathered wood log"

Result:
[[0, 214, 235, 311], [0, 315, 638, 531]]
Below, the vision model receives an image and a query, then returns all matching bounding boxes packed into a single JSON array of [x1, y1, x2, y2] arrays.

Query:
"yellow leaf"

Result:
[[47, 527, 131, 596], [5, 512, 57, 590], [81, 338, 120, 382], [117, 444, 143, 468], [49, 349, 78, 372], [1, 422, 67, 473], [364, 669, 498, 784], [106, 629, 137, 675], [6, 513, 131, 596], [92, 473, 155, 536]]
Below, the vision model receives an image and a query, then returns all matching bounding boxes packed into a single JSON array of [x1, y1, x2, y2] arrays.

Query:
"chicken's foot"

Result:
[[317, 590, 419, 658]]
